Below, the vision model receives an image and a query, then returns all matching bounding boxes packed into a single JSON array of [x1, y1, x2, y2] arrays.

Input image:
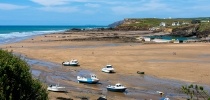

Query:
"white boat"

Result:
[[101, 65, 115, 73], [47, 84, 66, 92], [62, 59, 79, 66], [107, 83, 127, 92], [77, 74, 99, 84], [160, 97, 170, 100]]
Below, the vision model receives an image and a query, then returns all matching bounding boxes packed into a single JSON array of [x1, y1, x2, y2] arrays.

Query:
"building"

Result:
[[201, 20, 210, 23], [160, 22, 166, 27], [182, 22, 190, 25], [172, 21, 180, 26]]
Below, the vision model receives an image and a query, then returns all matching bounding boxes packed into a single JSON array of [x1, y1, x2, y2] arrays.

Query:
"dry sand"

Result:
[[1, 31, 210, 100]]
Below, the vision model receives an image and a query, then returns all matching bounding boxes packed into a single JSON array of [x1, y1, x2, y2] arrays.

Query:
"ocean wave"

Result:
[[0, 30, 66, 44]]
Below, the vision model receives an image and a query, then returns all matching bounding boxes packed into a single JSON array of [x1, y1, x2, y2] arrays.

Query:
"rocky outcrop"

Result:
[[196, 23, 210, 38], [171, 24, 210, 38], [196, 29, 210, 38], [171, 24, 199, 37]]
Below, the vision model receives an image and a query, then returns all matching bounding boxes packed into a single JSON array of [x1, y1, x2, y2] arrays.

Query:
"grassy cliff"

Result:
[[114, 18, 192, 30], [113, 17, 210, 38]]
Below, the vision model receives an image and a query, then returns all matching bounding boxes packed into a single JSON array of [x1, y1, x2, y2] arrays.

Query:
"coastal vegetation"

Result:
[[113, 18, 192, 30], [182, 84, 210, 100], [197, 23, 210, 38], [112, 17, 210, 38], [0, 50, 48, 100]]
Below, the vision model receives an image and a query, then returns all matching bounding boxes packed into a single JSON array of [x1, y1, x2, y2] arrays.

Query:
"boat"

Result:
[[160, 97, 170, 100], [77, 74, 99, 84], [47, 84, 66, 92], [101, 65, 115, 73], [107, 83, 127, 92], [62, 59, 79, 66]]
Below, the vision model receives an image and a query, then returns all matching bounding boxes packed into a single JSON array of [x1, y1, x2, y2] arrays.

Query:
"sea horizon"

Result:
[[0, 25, 107, 45]]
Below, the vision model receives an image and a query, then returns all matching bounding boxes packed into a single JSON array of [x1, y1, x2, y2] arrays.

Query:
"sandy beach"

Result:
[[1, 31, 210, 100]]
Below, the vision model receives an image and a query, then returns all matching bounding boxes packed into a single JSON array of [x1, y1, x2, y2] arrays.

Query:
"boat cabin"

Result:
[[71, 59, 78, 63], [91, 74, 97, 79], [106, 65, 113, 68], [116, 83, 123, 87]]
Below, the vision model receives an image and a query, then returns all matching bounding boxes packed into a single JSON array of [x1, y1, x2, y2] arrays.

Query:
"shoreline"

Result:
[[1, 30, 210, 99]]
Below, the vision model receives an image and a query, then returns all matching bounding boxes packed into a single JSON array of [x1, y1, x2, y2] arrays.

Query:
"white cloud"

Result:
[[111, 0, 177, 15], [85, 3, 100, 8], [38, 6, 79, 13], [0, 3, 28, 10], [30, 0, 70, 6]]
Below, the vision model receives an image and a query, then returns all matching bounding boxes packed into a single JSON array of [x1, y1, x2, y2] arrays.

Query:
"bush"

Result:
[[181, 84, 210, 100], [0, 50, 48, 100]]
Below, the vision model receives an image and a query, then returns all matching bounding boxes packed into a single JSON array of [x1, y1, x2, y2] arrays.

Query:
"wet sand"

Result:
[[1, 31, 210, 100]]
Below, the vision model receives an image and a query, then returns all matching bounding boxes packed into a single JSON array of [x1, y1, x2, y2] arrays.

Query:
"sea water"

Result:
[[147, 35, 197, 41], [0, 25, 106, 44]]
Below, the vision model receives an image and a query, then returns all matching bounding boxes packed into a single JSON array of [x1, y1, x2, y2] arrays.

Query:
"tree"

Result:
[[0, 50, 48, 100]]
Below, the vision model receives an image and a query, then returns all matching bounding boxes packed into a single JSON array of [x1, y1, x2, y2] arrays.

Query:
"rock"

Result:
[[171, 24, 199, 37]]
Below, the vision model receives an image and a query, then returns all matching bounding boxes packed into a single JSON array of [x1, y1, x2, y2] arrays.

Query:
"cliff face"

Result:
[[197, 29, 210, 38], [197, 23, 210, 38], [171, 24, 199, 37], [171, 23, 210, 38]]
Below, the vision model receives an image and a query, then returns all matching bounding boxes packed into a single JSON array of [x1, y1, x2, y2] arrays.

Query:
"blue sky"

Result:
[[0, 0, 210, 25]]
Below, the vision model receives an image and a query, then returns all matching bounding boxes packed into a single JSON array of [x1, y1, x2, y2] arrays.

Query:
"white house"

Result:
[[172, 21, 180, 26], [160, 22, 166, 27]]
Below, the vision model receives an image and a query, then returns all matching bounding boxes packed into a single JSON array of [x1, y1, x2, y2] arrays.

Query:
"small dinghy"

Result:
[[77, 74, 99, 84], [47, 84, 66, 92], [101, 65, 115, 73], [107, 83, 127, 92], [62, 59, 79, 66]]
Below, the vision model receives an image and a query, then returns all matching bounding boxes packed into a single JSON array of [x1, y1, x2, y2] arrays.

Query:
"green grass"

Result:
[[198, 23, 210, 32], [120, 18, 192, 28]]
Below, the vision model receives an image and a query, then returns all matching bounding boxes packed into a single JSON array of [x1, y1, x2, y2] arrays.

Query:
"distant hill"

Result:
[[109, 17, 210, 38], [113, 18, 192, 30], [108, 20, 124, 28], [112, 17, 210, 30]]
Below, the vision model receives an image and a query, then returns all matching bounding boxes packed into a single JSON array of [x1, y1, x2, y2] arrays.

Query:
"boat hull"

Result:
[[102, 69, 115, 73], [62, 63, 79, 66], [107, 88, 126, 92], [78, 79, 99, 84], [47, 87, 66, 92], [62, 62, 79, 66]]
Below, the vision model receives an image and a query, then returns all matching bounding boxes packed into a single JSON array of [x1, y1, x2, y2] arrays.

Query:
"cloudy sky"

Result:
[[0, 0, 210, 25]]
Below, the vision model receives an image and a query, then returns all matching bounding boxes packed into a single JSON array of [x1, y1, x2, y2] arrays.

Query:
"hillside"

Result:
[[113, 18, 192, 30], [111, 18, 210, 38]]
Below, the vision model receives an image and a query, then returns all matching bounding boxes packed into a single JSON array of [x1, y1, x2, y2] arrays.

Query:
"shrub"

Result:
[[0, 50, 48, 100]]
